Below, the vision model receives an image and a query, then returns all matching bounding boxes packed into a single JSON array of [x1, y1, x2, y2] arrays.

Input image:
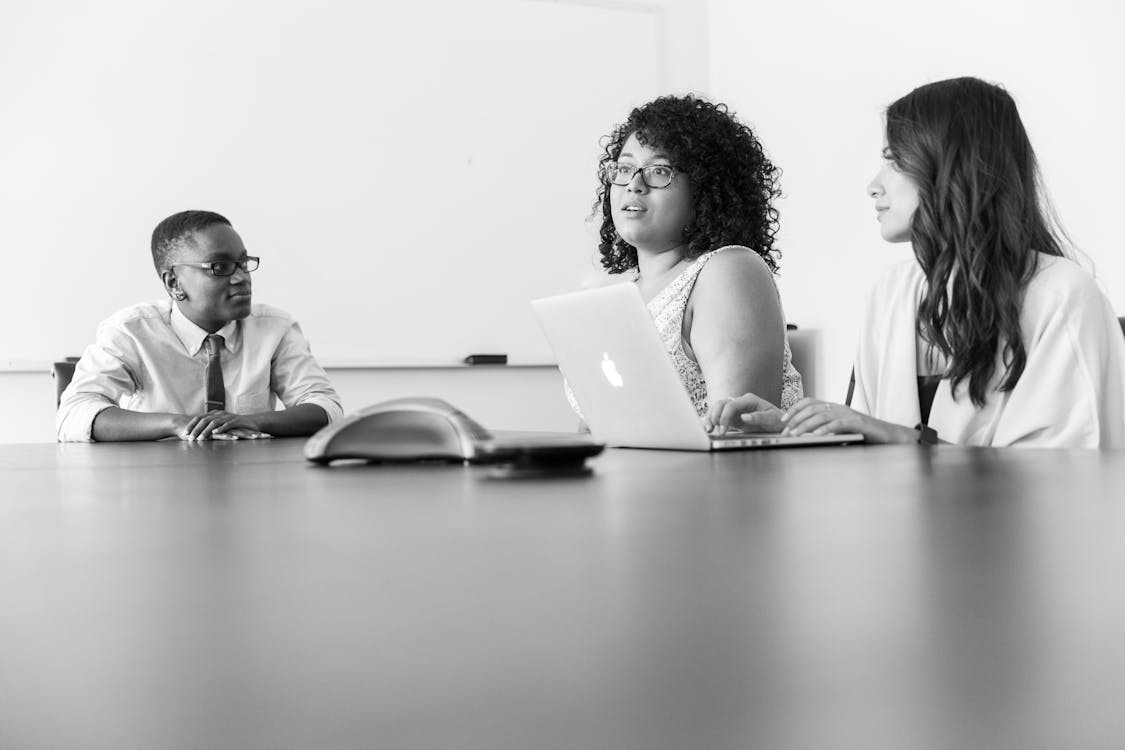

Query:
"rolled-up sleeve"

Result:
[[56, 329, 142, 442], [269, 321, 344, 422]]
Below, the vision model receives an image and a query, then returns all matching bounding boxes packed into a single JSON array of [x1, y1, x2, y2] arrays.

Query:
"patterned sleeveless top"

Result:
[[566, 246, 804, 419]]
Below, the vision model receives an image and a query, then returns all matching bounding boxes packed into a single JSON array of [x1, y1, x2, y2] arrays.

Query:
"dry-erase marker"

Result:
[[463, 354, 507, 365]]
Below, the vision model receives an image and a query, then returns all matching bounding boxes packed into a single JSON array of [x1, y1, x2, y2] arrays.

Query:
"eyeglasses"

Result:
[[173, 256, 260, 277], [603, 161, 679, 189]]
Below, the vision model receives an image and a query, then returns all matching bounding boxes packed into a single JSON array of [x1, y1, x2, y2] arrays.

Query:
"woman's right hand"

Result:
[[705, 393, 785, 434]]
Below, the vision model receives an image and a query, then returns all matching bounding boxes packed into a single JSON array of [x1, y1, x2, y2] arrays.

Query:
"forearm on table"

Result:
[[92, 407, 184, 442], [251, 403, 329, 437]]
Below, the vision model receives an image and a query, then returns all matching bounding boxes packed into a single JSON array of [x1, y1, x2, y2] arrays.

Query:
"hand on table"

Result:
[[175, 411, 273, 441], [706, 394, 919, 444], [778, 398, 917, 444]]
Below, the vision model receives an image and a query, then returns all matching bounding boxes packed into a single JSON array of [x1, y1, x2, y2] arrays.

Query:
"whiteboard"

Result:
[[0, 0, 666, 367]]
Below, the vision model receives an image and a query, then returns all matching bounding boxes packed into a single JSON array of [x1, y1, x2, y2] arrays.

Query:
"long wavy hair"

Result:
[[886, 77, 1065, 407], [593, 94, 782, 274]]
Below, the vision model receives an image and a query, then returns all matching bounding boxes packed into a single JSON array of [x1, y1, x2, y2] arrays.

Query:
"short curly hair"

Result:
[[593, 94, 782, 274], [150, 210, 232, 274]]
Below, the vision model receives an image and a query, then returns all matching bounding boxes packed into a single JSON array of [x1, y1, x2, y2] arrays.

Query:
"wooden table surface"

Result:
[[2, 439, 1124, 749]]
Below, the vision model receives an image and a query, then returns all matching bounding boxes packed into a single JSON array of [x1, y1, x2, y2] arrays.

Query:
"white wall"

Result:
[[0, 0, 673, 367], [709, 0, 1125, 400], [8, 0, 1118, 442], [0, 0, 709, 444]]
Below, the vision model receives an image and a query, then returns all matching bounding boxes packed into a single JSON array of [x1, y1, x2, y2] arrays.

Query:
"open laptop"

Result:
[[531, 283, 863, 451]]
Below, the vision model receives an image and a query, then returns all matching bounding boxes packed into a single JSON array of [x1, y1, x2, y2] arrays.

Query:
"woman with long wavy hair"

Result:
[[707, 77, 1125, 447]]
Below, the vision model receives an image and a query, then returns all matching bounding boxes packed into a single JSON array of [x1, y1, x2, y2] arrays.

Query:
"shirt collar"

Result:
[[170, 303, 241, 356]]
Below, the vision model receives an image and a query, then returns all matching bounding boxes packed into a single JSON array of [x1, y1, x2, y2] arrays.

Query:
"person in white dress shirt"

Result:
[[57, 210, 343, 442], [707, 77, 1125, 448]]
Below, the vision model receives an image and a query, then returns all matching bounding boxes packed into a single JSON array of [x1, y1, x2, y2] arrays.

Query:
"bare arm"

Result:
[[232, 403, 329, 437], [705, 394, 936, 444], [176, 403, 330, 441], [92, 404, 328, 442], [92, 408, 190, 441], [686, 250, 786, 407]]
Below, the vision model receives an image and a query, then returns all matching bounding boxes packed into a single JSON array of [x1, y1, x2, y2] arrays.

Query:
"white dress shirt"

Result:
[[57, 300, 343, 442]]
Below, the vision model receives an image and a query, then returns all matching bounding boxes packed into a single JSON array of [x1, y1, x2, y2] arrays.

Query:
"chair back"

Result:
[[52, 358, 80, 407], [786, 328, 819, 399]]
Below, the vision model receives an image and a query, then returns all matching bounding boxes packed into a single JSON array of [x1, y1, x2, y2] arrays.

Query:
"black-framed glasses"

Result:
[[173, 256, 260, 277], [603, 161, 679, 189]]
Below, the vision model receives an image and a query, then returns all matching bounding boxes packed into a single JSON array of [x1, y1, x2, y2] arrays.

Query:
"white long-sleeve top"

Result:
[[851, 255, 1125, 448]]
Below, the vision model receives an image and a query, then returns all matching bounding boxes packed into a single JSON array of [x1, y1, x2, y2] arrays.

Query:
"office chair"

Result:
[[785, 326, 819, 399], [52, 358, 80, 407]]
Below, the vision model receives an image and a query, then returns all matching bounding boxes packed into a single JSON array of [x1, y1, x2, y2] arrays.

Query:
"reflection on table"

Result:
[[2, 439, 1124, 749]]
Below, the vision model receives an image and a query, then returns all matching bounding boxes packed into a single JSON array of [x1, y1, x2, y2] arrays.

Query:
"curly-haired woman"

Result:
[[584, 93, 803, 418], [708, 77, 1125, 447]]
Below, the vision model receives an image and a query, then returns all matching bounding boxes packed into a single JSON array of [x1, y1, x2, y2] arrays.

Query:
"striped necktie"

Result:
[[204, 334, 226, 411]]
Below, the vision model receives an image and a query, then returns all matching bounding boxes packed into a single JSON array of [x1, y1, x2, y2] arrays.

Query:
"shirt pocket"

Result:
[[236, 391, 270, 413]]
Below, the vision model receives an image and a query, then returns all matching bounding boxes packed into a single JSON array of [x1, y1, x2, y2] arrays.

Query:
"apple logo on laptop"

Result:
[[601, 352, 624, 388]]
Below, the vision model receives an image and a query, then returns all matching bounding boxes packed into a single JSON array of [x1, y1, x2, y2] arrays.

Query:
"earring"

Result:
[[172, 290, 186, 301]]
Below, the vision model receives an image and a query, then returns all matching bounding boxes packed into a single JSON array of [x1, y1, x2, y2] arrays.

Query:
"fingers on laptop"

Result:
[[781, 399, 852, 436], [706, 394, 780, 434]]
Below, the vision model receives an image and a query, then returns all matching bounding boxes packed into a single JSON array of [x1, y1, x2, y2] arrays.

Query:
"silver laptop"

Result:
[[531, 283, 863, 451]]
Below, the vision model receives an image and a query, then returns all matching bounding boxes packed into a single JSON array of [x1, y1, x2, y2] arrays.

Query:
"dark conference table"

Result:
[[2, 439, 1124, 750]]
